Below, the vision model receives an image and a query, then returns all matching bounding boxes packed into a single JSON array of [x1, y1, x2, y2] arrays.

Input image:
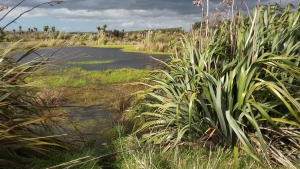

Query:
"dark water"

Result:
[[61, 104, 114, 149], [14, 46, 169, 70]]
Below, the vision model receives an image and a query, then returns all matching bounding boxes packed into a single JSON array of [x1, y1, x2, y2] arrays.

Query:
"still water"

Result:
[[15, 46, 168, 70]]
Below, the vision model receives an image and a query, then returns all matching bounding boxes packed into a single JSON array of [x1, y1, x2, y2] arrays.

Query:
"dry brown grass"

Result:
[[39, 42, 50, 48], [67, 40, 76, 46], [23, 42, 38, 49], [145, 43, 157, 51], [56, 40, 66, 46], [49, 40, 57, 47], [36, 87, 66, 106], [157, 43, 168, 52], [171, 45, 179, 53], [134, 44, 146, 51]]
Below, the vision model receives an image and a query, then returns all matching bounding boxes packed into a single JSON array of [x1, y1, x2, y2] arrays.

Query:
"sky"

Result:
[[0, 0, 298, 33]]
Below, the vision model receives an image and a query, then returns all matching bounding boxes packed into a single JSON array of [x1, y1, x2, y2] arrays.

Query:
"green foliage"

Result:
[[51, 26, 55, 32], [43, 25, 49, 32], [27, 67, 150, 87], [134, 3, 300, 168], [192, 21, 202, 30], [101, 135, 264, 169], [0, 41, 71, 167], [66, 60, 113, 65], [102, 24, 107, 32]]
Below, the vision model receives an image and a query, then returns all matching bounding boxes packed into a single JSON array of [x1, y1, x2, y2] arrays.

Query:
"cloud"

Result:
[[2, 6, 200, 31], [122, 22, 134, 27], [0, 0, 298, 32], [60, 27, 70, 32]]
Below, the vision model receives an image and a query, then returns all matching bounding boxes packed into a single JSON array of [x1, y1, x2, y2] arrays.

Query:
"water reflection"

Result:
[[14, 47, 169, 70]]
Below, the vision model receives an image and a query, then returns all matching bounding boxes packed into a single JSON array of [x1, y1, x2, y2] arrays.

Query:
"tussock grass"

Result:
[[22, 41, 39, 49]]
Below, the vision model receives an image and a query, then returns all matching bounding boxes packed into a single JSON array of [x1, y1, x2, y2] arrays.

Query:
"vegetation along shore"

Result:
[[1, 0, 300, 168]]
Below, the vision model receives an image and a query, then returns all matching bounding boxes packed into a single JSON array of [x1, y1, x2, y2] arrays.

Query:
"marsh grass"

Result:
[[66, 60, 113, 65], [26, 67, 150, 87], [94, 44, 172, 55]]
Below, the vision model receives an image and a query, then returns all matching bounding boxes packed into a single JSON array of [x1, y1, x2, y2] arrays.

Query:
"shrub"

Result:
[[134, 3, 300, 168]]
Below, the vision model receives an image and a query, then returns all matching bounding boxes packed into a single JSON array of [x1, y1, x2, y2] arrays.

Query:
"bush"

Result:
[[134, 3, 300, 168]]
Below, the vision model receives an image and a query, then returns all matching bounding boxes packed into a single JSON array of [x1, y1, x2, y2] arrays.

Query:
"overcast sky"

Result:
[[0, 0, 298, 32]]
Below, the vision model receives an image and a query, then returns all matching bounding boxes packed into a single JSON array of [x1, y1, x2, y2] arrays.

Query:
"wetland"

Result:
[[24, 46, 168, 150]]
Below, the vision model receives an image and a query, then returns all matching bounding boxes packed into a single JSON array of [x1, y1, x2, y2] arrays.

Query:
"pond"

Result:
[[17, 47, 170, 149], [15, 46, 169, 70]]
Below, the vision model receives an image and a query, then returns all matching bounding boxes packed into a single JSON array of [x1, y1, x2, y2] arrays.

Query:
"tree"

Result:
[[51, 26, 55, 32], [113, 29, 119, 37], [12, 29, 15, 34], [34, 27, 37, 32], [120, 29, 125, 38], [18, 25, 22, 34], [102, 24, 107, 32], [43, 25, 49, 33], [96, 26, 101, 34], [192, 21, 202, 30]]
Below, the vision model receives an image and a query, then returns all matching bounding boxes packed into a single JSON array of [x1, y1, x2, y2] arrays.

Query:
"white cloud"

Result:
[[2, 7, 201, 31], [122, 22, 134, 27], [60, 27, 70, 32]]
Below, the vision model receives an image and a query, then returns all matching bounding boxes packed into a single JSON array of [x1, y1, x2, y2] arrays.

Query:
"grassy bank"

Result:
[[93, 44, 172, 55], [66, 60, 113, 65], [2, 1, 300, 168]]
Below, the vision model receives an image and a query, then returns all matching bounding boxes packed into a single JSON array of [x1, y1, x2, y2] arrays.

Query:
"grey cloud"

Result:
[[1, 0, 297, 15], [1, 0, 297, 31]]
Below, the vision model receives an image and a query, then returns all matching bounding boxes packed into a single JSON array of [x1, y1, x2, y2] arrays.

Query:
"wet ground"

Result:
[[54, 83, 142, 149]]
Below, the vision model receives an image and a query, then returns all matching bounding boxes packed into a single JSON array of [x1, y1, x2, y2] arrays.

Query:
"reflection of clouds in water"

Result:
[[14, 47, 168, 70]]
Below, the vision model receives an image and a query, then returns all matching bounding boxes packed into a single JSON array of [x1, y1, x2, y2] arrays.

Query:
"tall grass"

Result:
[[98, 134, 264, 169], [134, 2, 300, 168], [0, 41, 71, 167]]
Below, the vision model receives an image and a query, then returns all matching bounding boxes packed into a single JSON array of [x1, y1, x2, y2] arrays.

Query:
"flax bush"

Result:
[[0, 41, 72, 167], [134, 3, 300, 168]]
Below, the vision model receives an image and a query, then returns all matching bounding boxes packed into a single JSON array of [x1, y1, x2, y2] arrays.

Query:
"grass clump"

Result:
[[27, 67, 150, 87]]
